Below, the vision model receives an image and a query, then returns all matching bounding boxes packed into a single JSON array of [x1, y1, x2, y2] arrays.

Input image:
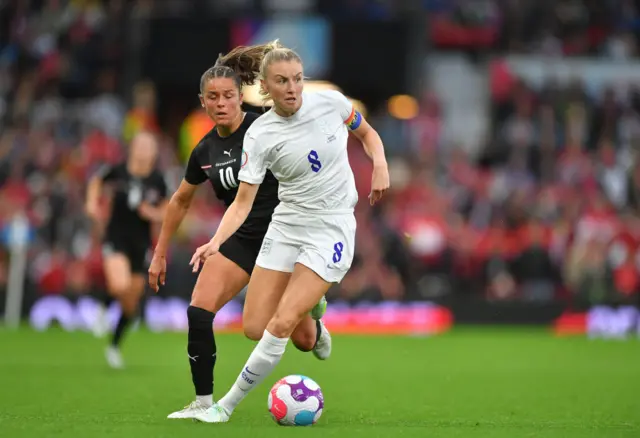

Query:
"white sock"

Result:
[[218, 330, 288, 414], [196, 394, 212, 407]]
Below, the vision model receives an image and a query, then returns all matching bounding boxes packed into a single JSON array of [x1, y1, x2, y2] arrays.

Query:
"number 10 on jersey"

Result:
[[219, 167, 238, 190]]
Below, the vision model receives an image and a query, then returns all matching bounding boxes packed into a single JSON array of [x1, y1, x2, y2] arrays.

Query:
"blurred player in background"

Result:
[[147, 48, 330, 420], [85, 131, 168, 369], [189, 41, 389, 422]]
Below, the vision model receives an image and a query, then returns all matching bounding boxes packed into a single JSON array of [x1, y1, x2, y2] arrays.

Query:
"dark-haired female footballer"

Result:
[[86, 131, 168, 369], [147, 49, 330, 420]]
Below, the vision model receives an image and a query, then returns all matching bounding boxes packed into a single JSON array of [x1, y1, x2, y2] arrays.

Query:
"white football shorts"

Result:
[[255, 207, 356, 283]]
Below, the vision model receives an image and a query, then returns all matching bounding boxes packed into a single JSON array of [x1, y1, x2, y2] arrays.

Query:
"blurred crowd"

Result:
[[0, 0, 183, 304], [366, 76, 640, 307], [1, 0, 640, 309], [428, 0, 640, 60]]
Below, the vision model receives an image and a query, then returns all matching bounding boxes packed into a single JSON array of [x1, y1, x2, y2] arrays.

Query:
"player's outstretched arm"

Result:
[[189, 182, 259, 271], [349, 116, 390, 205], [153, 180, 197, 256], [149, 179, 198, 291]]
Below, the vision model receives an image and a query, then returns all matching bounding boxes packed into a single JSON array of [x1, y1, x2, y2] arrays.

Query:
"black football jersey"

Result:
[[97, 163, 168, 246], [185, 112, 279, 240]]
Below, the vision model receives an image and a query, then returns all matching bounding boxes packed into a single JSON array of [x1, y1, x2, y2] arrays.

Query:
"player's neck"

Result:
[[216, 112, 245, 138], [273, 105, 299, 118]]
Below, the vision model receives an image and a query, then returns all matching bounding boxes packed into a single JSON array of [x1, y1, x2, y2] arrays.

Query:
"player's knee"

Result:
[[108, 282, 129, 296], [267, 313, 299, 339], [190, 295, 217, 313], [191, 283, 224, 313], [243, 322, 264, 341]]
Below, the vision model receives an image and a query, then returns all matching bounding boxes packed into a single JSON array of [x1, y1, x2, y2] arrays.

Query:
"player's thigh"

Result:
[[191, 252, 250, 313], [243, 265, 291, 340], [102, 244, 132, 295], [244, 231, 300, 339], [128, 247, 148, 297], [268, 263, 332, 338]]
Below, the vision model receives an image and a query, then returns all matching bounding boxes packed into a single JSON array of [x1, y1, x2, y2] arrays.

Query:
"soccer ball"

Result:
[[268, 375, 324, 426]]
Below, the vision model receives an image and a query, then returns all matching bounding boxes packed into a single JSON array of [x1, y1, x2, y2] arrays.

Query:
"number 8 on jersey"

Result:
[[307, 150, 322, 173]]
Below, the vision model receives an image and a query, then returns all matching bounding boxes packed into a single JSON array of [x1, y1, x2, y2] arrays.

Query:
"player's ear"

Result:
[[238, 91, 244, 106], [198, 94, 205, 108]]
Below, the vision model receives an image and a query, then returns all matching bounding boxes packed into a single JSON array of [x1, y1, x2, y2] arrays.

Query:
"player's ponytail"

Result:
[[214, 40, 285, 88], [227, 40, 303, 101]]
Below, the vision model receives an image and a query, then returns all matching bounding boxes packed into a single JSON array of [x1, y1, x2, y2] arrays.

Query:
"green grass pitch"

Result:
[[0, 326, 639, 438]]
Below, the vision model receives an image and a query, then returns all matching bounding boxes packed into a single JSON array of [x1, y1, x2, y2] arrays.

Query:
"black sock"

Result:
[[111, 313, 131, 348], [102, 293, 114, 307], [313, 319, 322, 349], [187, 306, 216, 396]]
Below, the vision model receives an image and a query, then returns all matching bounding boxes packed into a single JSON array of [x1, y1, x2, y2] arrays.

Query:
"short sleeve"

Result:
[[238, 131, 268, 185], [184, 148, 208, 185], [323, 90, 362, 130], [95, 164, 118, 182]]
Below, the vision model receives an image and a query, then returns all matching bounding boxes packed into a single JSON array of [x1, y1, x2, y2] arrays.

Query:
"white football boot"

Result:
[[105, 346, 124, 369], [167, 399, 210, 419], [192, 403, 231, 423], [313, 320, 332, 360]]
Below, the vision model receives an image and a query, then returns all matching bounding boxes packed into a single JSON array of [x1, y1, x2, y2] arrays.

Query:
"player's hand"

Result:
[[137, 202, 155, 221], [189, 239, 220, 273], [369, 162, 390, 205], [148, 253, 167, 293]]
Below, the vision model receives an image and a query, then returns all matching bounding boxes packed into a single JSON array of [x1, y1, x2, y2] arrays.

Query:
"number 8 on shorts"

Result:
[[332, 242, 344, 263]]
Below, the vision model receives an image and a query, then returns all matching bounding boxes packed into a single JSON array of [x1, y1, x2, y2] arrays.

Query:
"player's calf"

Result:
[[291, 316, 317, 352], [292, 297, 328, 351], [186, 306, 217, 407], [167, 306, 217, 419]]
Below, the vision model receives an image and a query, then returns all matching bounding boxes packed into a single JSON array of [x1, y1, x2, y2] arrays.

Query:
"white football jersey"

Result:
[[239, 90, 359, 214]]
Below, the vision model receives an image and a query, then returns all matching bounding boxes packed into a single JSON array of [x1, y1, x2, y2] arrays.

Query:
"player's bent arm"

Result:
[[209, 182, 259, 248], [154, 179, 198, 257], [85, 176, 103, 215], [349, 117, 387, 168]]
